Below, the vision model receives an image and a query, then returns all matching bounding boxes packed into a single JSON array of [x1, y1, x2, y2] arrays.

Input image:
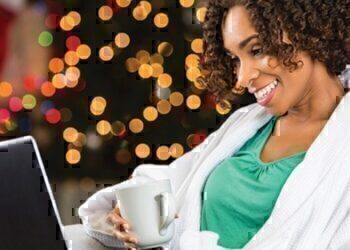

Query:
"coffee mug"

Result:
[[115, 179, 176, 249]]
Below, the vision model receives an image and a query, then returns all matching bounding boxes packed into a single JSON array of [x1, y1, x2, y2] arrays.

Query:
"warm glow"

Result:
[[49, 58, 64, 73], [180, 0, 194, 8], [216, 100, 232, 115], [90, 96, 107, 116], [185, 54, 199, 68], [151, 63, 163, 78], [63, 127, 79, 143], [154, 13, 169, 28], [72, 133, 87, 147], [169, 143, 184, 158], [138, 64, 153, 79], [66, 149, 81, 164], [0, 82, 13, 98], [99, 46, 114, 61], [22, 94, 37, 110], [77, 44, 91, 60], [52, 73, 67, 89], [111, 121, 126, 136], [157, 73, 172, 88], [156, 146, 170, 161], [136, 50, 150, 64], [65, 67, 81, 82], [196, 7, 207, 22], [98, 5, 113, 21], [133, 6, 148, 21], [41, 81, 56, 97], [143, 106, 158, 121], [116, 0, 132, 8], [135, 143, 150, 159], [186, 67, 201, 82], [60, 16, 75, 31], [156, 99, 171, 115], [96, 120, 111, 136], [186, 95, 201, 110], [169, 92, 184, 107], [157, 42, 173, 57], [64, 51, 80, 66], [191, 38, 204, 54], [125, 57, 140, 73], [129, 118, 144, 133], [67, 11, 81, 26], [140, 1, 152, 14], [114, 32, 130, 48]]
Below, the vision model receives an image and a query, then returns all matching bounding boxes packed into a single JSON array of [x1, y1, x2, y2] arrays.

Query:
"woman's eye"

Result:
[[252, 48, 263, 56]]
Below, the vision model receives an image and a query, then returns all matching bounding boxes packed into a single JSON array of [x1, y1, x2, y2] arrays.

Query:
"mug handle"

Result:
[[159, 192, 176, 236]]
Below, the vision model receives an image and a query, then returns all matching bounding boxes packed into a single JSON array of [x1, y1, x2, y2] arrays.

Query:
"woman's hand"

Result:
[[107, 206, 139, 249]]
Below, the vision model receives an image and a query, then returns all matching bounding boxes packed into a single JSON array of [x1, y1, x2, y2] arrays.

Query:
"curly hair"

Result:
[[197, 0, 350, 108]]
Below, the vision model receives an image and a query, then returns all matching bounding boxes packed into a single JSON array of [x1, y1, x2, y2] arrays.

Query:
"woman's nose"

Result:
[[235, 62, 259, 89]]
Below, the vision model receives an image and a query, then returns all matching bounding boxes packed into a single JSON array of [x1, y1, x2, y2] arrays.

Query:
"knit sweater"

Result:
[[79, 91, 350, 250]]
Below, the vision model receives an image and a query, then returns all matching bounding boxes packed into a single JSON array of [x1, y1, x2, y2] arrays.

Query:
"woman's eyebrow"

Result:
[[223, 34, 259, 57]]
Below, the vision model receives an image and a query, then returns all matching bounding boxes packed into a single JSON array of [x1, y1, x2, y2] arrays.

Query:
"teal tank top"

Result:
[[200, 116, 307, 249]]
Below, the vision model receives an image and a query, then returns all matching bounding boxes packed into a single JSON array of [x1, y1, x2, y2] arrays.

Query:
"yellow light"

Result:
[[66, 149, 81, 164], [133, 6, 148, 21], [90, 96, 107, 116], [138, 64, 153, 79], [0, 81, 13, 97], [65, 66, 81, 82], [156, 99, 171, 115], [196, 7, 207, 22], [52, 73, 67, 89], [64, 51, 79, 66], [143, 106, 158, 121], [129, 118, 144, 134], [186, 67, 201, 82], [136, 50, 150, 64], [169, 92, 184, 107], [125, 57, 141, 73], [157, 42, 173, 57], [179, 0, 194, 8], [186, 95, 201, 110], [151, 63, 163, 77], [157, 73, 172, 88], [193, 79, 206, 90], [154, 13, 169, 28], [150, 53, 164, 64], [63, 127, 79, 143], [99, 46, 114, 61], [77, 44, 91, 60], [98, 5, 113, 21], [185, 54, 199, 68], [22, 94, 37, 110], [111, 121, 126, 136], [96, 120, 111, 136], [140, 1, 152, 15], [67, 11, 81, 26], [191, 38, 204, 54], [116, 0, 132, 8], [216, 100, 232, 115], [60, 16, 75, 31], [156, 145, 170, 161], [135, 143, 151, 159], [169, 143, 184, 158], [114, 32, 130, 48]]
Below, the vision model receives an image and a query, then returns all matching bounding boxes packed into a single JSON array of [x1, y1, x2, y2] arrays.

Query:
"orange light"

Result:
[[41, 81, 56, 97], [76, 44, 91, 60], [0, 82, 13, 98], [49, 58, 64, 73]]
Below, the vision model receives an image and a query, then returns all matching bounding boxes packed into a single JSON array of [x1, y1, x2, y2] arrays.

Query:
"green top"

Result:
[[200, 116, 307, 249]]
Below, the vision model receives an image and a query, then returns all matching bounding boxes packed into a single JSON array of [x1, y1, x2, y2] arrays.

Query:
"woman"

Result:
[[78, 0, 350, 249]]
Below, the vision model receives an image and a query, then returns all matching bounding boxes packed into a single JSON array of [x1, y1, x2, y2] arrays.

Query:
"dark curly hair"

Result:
[[197, 0, 350, 109]]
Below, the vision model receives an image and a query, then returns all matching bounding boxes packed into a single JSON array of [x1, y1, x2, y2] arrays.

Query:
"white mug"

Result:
[[115, 179, 176, 249]]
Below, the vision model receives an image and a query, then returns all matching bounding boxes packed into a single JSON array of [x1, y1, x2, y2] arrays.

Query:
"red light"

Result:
[[24, 75, 36, 92], [0, 109, 10, 123], [66, 35, 81, 51], [45, 14, 60, 29], [9, 97, 23, 112], [46, 108, 61, 124]]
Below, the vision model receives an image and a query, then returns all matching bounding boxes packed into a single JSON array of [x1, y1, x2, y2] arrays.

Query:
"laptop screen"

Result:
[[0, 137, 67, 250]]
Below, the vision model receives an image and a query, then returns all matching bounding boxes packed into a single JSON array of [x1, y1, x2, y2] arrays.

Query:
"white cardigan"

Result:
[[79, 91, 350, 250]]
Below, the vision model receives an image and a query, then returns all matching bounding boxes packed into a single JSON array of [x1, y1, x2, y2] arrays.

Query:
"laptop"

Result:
[[0, 136, 68, 250]]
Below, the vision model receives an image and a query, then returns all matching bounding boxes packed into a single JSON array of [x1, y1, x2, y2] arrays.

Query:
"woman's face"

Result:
[[221, 5, 317, 117]]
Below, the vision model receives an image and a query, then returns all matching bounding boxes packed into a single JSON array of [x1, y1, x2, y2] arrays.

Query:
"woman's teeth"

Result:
[[254, 80, 278, 100]]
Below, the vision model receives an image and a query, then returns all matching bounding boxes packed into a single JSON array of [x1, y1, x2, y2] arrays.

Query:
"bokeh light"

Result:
[[99, 46, 114, 61], [186, 95, 201, 110], [65, 67, 81, 82], [169, 92, 184, 107], [191, 38, 204, 54], [9, 97, 23, 112], [49, 58, 64, 73], [185, 54, 199, 68], [111, 121, 126, 136], [66, 149, 81, 164], [216, 100, 232, 115], [0, 81, 13, 97], [136, 50, 150, 64], [157, 73, 172, 88], [135, 143, 150, 158], [169, 143, 184, 158], [143, 106, 158, 121], [129, 118, 144, 134], [0, 109, 10, 123], [22, 95, 37, 110], [77, 44, 91, 60], [90, 96, 107, 116], [98, 5, 113, 21], [60, 16, 75, 31], [116, 0, 132, 8], [138, 64, 153, 79], [156, 100, 171, 115], [179, 0, 194, 8], [96, 120, 111, 136], [114, 32, 130, 48], [38, 31, 53, 47], [67, 11, 81, 26], [158, 42, 173, 57], [196, 7, 207, 22], [46, 108, 61, 124], [63, 127, 79, 143], [125, 58, 140, 73], [151, 63, 164, 78], [66, 35, 81, 51], [156, 145, 170, 161], [186, 67, 201, 82], [52, 73, 67, 89], [154, 13, 169, 28]]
